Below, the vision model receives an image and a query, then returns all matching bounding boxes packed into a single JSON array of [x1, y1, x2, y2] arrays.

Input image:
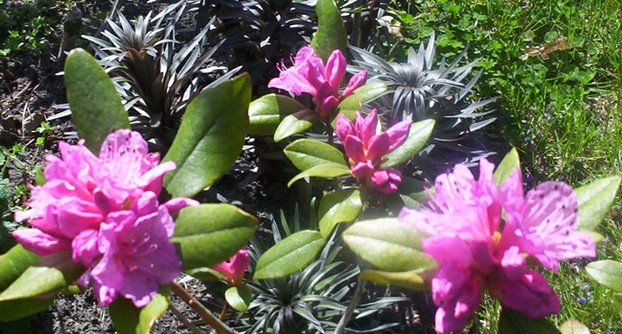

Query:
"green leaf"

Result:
[[558, 319, 590, 334], [397, 177, 428, 209], [498, 307, 561, 334], [575, 176, 621, 231], [248, 94, 307, 136], [585, 260, 622, 292], [311, 0, 347, 63], [381, 119, 435, 168], [287, 164, 351, 186], [64, 48, 130, 153], [614, 292, 622, 318], [318, 189, 363, 238], [343, 218, 435, 272], [335, 82, 388, 123], [163, 73, 251, 198], [184, 267, 224, 282], [0, 251, 84, 302], [172, 204, 257, 271], [254, 230, 325, 280], [225, 284, 253, 312], [0, 296, 55, 321], [360, 268, 434, 291], [284, 138, 348, 171], [493, 148, 520, 186], [0, 245, 39, 291], [273, 109, 318, 142], [284, 138, 350, 185], [109, 288, 170, 334]]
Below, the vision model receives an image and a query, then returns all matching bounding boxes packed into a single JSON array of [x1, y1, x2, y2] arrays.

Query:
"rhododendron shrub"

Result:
[[269, 45, 367, 122], [399, 159, 596, 332], [12, 130, 197, 307], [336, 109, 412, 194]]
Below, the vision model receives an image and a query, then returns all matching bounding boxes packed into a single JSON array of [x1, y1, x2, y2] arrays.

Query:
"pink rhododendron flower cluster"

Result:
[[399, 159, 596, 333], [336, 109, 412, 194], [268, 46, 367, 122], [13, 130, 198, 308], [212, 248, 250, 286]]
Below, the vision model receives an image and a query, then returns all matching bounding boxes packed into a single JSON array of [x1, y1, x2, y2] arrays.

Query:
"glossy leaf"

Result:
[[225, 284, 252, 312], [163, 74, 251, 198], [310, 0, 347, 63], [575, 176, 621, 231], [184, 267, 223, 282], [273, 109, 318, 142], [248, 94, 307, 136], [254, 230, 325, 280], [287, 164, 351, 187], [498, 307, 561, 334], [318, 189, 363, 238], [0, 296, 55, 321], [493, 147, 521, 186], [109, 288, 170, 334], [172, 204, 257, 271], [343, 218, 435, 272], [0, 251, 83, 302], [397, 177, 428, 209], [360, 268, 435, 291], [64, 48, 130, 153], [585, 260, 622, 292], [0, 245, 39, 291], [335, 82, 388, 123], [284, 138, 348, 171], [382, 119, 435, 168], [558, 319, 590, 334], [284, 138, 350, 185]]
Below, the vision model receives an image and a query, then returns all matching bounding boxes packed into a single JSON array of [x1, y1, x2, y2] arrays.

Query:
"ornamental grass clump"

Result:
[[399, 159, 596, 333], [12, 130, 197, 307]]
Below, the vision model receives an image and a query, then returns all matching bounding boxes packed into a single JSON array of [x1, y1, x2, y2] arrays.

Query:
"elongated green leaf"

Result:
[[382, 119, 435, 168], [614, 293, 622, 318], [360, 268, 435, 291], [585, 260, 622, 292], [494, 148, 521, 186], [0, 251, 84, 301], [64, 48, 130, 153], [225, 284, 252, 312], [0, 296, 55, 321], [109, 288, 170, 334], [558, 319, 590, 334], [498, 307, 560, 334], [319, 189, 363, 238], [249, 94, 307, 136], [254, 230, 325, 280], [288, 164, 351, 187], [335, 82, 388, 123], [172, 204, 257, 271], [343, 218, 435, 272], [575, 176, 621, 231], [311, 0, 347, 62], [273, 109, 318, 142], [284, 138, 348, 171], [0, 245, 39, 291], [163, 74, 251, 198]]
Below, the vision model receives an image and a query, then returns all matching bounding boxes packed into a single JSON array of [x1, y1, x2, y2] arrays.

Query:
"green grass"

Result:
[[389, 0, 622, 332]]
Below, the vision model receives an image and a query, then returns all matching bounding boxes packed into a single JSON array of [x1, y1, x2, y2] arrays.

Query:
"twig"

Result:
[[335, 278, 367, 334], [170, 281, 238, 334], [169, 303, 207, 334]]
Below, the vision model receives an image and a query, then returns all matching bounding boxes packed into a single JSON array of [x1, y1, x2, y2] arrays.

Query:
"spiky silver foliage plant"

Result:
[[77, 1, 234, 150], [349, 32, 502, 177]]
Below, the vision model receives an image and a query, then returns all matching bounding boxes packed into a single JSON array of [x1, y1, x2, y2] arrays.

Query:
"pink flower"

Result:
[[335, 109, 411, 194], [212, 248, 250, 286], [89, 192, 182, 307], [399, 159, 595, 333], [269, 46, 367, 121], [12, 130, 197, 307]]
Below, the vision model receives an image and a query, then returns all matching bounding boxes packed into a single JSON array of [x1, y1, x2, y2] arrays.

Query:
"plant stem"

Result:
[[169, 303, 207, 334], [170, 281, 238, 334], [335, 278, 367, 334]]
